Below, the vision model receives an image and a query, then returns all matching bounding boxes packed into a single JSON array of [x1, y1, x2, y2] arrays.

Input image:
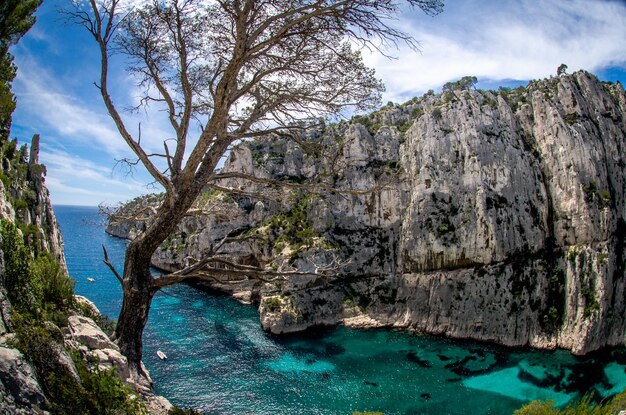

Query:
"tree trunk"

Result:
[[113, 194, 199, 385], [115, 238, 158, 383]]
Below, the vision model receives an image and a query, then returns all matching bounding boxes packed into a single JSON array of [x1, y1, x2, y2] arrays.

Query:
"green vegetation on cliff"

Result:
[[1, 219, 148, 415], [0, 3, 155, 411]]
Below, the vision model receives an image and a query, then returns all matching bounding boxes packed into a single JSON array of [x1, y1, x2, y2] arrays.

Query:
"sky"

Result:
[[9, 0, 626, 206]]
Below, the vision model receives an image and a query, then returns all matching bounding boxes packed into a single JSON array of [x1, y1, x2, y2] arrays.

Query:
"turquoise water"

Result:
[[54, 205, 626, 414]]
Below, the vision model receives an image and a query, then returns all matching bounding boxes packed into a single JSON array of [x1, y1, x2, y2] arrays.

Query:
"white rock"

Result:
[[68, 315, 118, 351]]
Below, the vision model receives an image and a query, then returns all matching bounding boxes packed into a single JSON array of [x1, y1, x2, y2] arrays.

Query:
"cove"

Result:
[[55, 205, 626, 414]]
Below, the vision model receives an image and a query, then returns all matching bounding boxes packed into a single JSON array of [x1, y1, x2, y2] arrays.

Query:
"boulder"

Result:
[[0, 347, 46, 409], [68, 315, 119, 351]]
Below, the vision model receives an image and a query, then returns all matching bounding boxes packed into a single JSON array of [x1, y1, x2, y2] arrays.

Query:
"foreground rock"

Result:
[[0, 347, 47, 414], [109, 71, 626, 355], [66, 311, 172, 414]]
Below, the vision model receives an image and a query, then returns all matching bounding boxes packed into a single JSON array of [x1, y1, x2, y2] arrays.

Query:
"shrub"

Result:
[[0, 223, 74, 323], [351, 115, 371, 127], [75, 361, 147, 415], [514, 390, 626, 415], [2, 139, 17, 160], [411, 107, 424, 119], [0, 220, 34, 312], [514, 400, 559, 415], [397, 122, 411, 133], [483, 96, 498, 108], [599, 190, 611, 209], [29, 163, 47, 177], [442, 92, 455, 103], [0, 172, 9, 188], [97, 315, 117, 338], [541, 266, 566, 333], [265, 296, 282, 312], [13, 315, 64, 374], [582, 182, 611, 209], [542, 306, 559, 332], [44, 353, 147, 415], [265, 194, 320, 251], [15, 319, 146, 415], [582, 182, 597, 204], [564, 113, 580, 125], [581, 283, 600, 318], [30, 252, 75, 311]]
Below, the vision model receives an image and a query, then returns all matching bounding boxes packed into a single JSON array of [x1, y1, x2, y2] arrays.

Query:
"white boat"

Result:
[[157, 350, 167, 360], [87, 277, 95, 282]]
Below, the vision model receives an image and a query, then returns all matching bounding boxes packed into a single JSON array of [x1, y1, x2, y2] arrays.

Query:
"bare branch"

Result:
[[67, 0, 173, 193], [102, 244, 124, 285], [108, 205, 158, 226], [153, 256, 346, 289], [205, 183, 284, 203], [210, 171, 396, 196]]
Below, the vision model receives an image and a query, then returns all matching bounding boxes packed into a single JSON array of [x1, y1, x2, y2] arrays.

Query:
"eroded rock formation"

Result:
[[109, 71, 626, 355]]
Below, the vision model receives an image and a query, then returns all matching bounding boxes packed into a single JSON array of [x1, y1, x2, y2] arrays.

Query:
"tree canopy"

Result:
[[442, 75, 477, 93], [68, 0, 445, 378], [0, 0, 40, 44]]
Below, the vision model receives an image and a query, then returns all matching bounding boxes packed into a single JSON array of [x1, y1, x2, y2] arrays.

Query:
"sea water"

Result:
[[54, 205, 626, 415]]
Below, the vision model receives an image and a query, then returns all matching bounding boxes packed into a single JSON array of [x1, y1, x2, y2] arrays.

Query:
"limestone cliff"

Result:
[[0, 134, 66, 414], [0, 134, 65, 267], [109, 71, 626, 355]]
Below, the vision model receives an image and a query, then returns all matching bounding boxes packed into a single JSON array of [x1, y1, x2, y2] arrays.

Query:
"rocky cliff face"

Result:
[[0, 134, 65, 267], [0, 134, 66, 414], [109, 71, 626, 355]]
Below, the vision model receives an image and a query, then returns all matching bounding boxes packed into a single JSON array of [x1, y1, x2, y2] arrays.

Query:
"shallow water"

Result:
[[55, 205, 626, 414]]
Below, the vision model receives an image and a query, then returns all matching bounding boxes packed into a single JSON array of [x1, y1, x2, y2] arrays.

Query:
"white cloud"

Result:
[[12, 40, 193, 205], [365, 0, 626, 102], [41, 147, 153, 206], [14, 59, 131, 157], [13, 49, 177, 156]]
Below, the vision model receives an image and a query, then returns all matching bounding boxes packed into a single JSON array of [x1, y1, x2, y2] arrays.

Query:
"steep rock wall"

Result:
[[109, 71, 626, 355], [1, 135, 65, 267]]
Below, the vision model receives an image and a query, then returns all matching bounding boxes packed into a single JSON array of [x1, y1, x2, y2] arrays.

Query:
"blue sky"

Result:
[[9, 0, 626, 206]]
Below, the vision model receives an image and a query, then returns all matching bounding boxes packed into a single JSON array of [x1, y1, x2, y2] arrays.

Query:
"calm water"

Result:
[[54, 205, 626, 415]]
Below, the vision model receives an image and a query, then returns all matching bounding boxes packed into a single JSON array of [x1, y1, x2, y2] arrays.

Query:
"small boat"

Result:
[[87, 278, 95, 282], [157, 350, 167, 360]]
